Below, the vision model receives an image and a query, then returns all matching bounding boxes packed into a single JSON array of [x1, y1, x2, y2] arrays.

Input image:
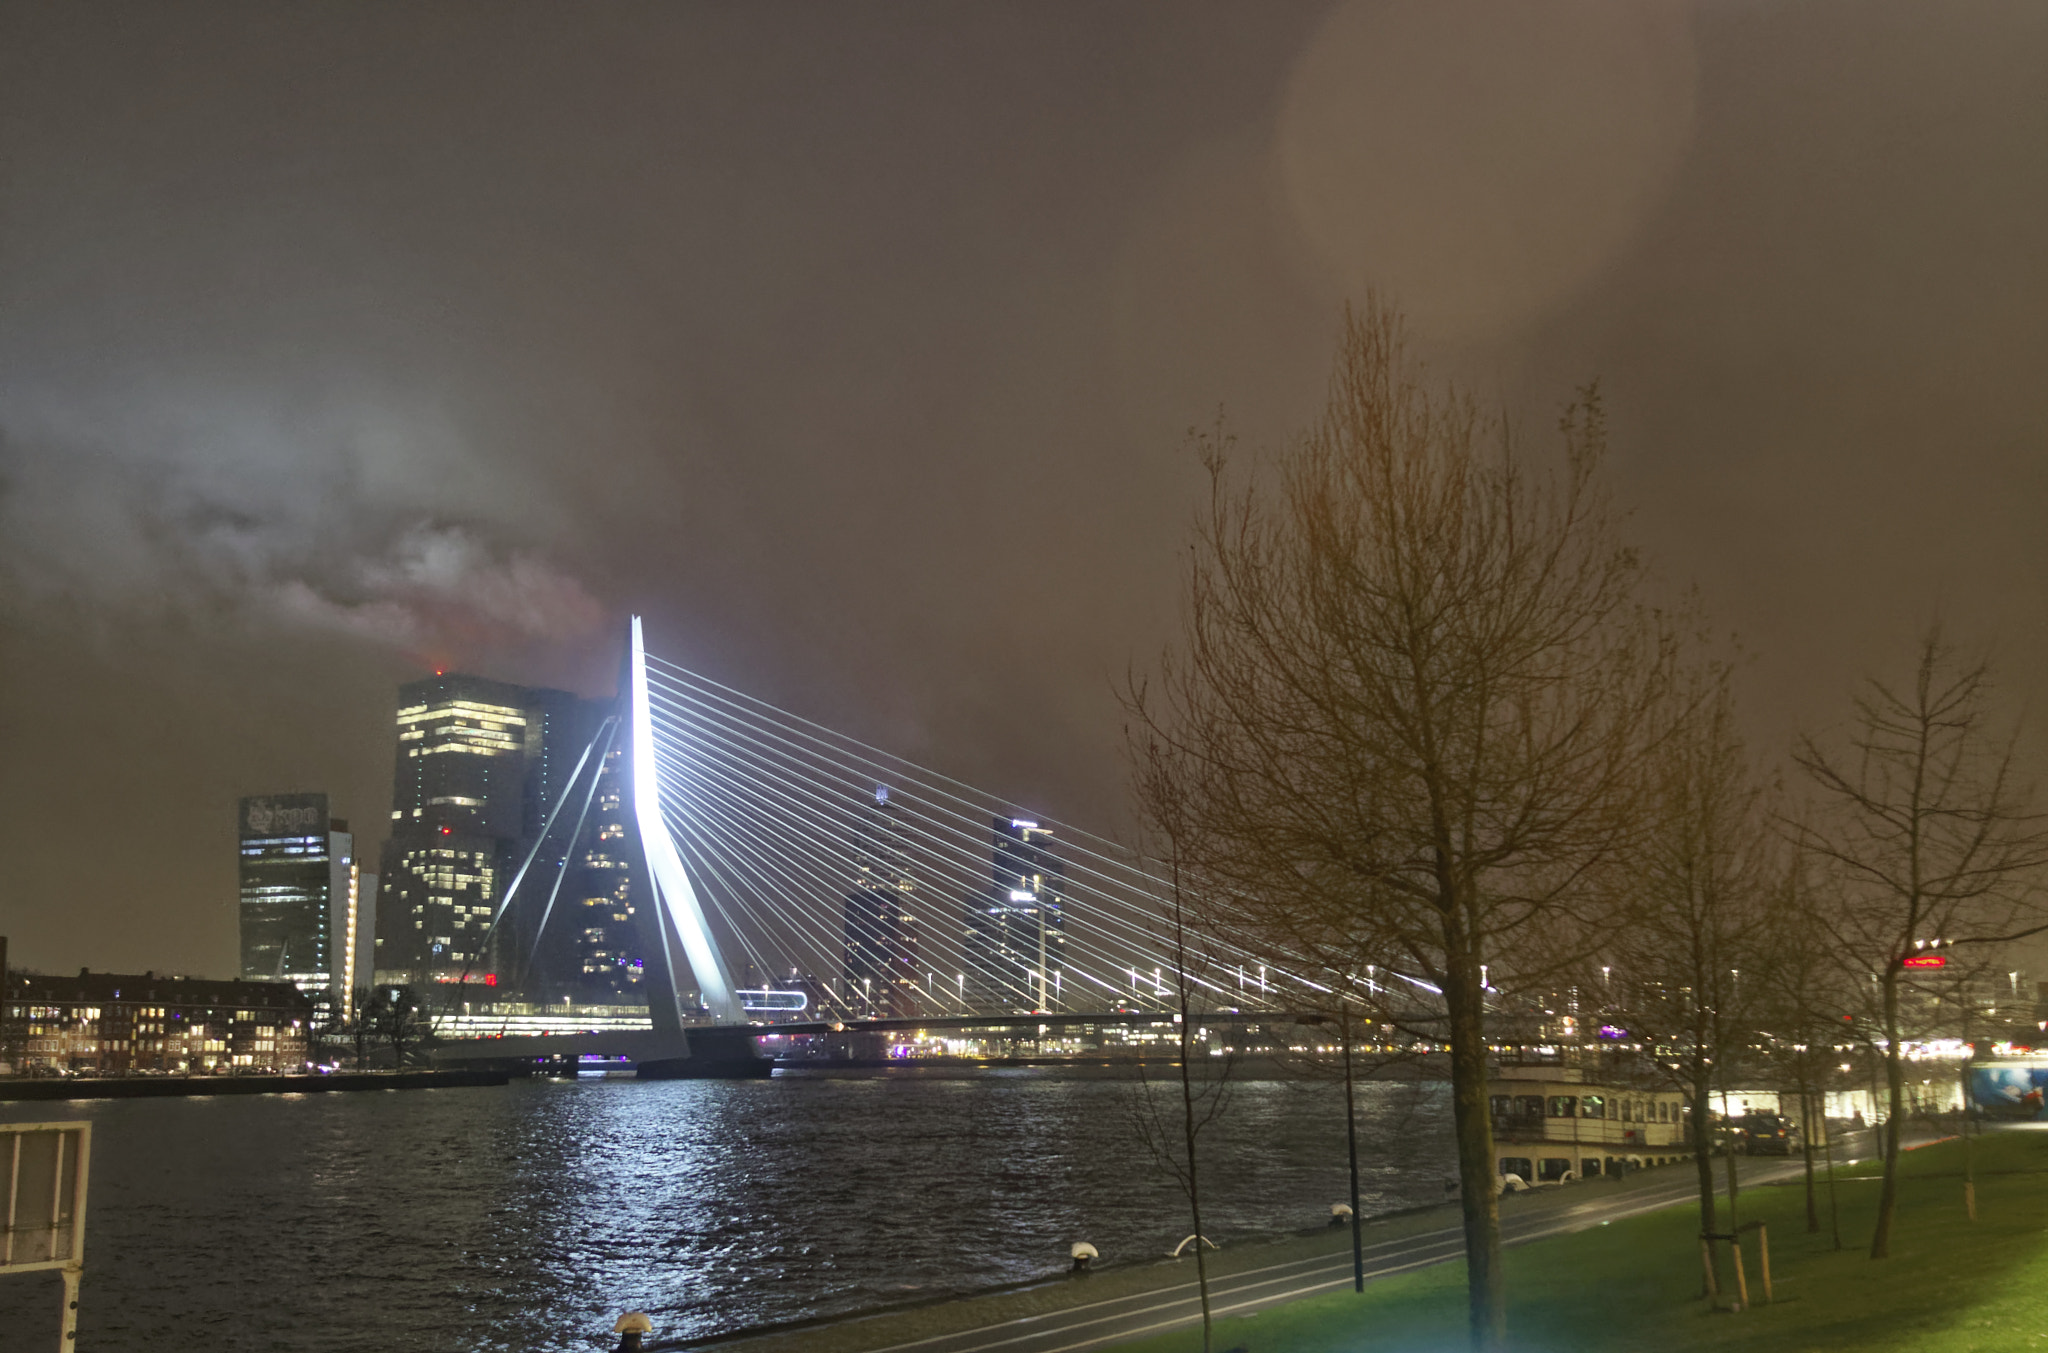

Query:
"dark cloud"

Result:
[[2, 1, 2045, 975]]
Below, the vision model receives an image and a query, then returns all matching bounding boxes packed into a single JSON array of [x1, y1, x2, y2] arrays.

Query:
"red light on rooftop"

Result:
[[1901, 953, 1947, 969], [439, 826, 453, 836]]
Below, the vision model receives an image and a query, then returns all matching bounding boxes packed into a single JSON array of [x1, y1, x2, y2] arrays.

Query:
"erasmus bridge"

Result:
[[434, 618, 1358, 1075]]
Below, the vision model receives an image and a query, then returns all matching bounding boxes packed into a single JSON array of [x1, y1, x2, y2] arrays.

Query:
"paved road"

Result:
[[844, 1146, 1857, 1353]]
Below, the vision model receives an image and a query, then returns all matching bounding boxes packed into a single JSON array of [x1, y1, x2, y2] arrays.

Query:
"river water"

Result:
[[0, 1068, 1453, 1353]]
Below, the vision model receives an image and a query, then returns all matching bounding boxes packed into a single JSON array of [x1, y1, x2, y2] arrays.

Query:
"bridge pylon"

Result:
[[629, 616, 744, 1025]]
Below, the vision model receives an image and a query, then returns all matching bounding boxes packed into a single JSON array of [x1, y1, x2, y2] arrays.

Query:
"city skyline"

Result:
[[6, 4, 2047, 982], [6, 8, 2048, 1352]]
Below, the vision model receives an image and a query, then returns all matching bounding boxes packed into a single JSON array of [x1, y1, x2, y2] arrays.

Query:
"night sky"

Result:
[[3, 2, 2045, 978]]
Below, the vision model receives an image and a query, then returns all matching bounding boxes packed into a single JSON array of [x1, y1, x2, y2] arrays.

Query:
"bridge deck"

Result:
[[429, 1011, 1327, 1066]]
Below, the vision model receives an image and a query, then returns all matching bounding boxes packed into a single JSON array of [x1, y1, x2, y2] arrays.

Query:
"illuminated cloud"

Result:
[[0, 411, 604, 656]]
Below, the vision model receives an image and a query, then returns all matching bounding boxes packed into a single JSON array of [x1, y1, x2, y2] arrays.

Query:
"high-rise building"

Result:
[[374, 673, 648, 1000], [564, 739, 648, 995], [842, 787, 919, 1018], [238, 793, 367, 1019], [964, 816, 1067, 1012], [348, 864, 377, 1013]]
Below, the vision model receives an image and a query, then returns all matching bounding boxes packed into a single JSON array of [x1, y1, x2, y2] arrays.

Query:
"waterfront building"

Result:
[[0, 965, 314, 1075], [843, 787, 919, 1018], [375, 673, 649, 1001], [238, 793, 369, 1020], [963, 817, 1067, 1012]]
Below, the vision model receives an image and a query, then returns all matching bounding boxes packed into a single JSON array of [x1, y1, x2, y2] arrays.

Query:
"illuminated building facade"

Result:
[[964, 817, 1067, 1012], [238, 793, 372, 1020], [842, 788, 919, 1018], [564, 741, 647, 995], [375, 673, 649, 999], [0, 967, 314, 1075]]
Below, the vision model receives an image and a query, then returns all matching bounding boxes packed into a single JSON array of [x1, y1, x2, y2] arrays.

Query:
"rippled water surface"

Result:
[[0, 1069, 1453, 1352]]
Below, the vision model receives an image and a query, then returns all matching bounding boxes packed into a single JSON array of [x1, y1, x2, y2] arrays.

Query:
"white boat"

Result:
[[1488, 1065, 1691, 1188]]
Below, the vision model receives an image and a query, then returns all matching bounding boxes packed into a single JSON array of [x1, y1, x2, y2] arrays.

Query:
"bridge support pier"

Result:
[[638, 1026, 774, 1080]]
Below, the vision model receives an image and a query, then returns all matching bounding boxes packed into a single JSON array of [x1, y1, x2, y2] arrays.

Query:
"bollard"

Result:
[[1330, 1203, 1354, 1228], [1070, 1242, 1099, 1274], [613, 1311, 654, 1352]]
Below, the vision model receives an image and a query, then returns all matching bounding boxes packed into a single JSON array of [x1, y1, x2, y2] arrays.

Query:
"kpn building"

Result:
[[237, 793, 375, 1022]]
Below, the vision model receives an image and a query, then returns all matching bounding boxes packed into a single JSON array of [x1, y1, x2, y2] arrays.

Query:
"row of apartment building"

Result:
[[0, 941, 314, 1075]]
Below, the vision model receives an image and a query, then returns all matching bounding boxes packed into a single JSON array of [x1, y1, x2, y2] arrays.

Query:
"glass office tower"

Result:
[[238, 793, 361, 1019]]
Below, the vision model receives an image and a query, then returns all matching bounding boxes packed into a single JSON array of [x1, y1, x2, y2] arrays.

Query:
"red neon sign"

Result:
[[1901, 953, 1947, 970]]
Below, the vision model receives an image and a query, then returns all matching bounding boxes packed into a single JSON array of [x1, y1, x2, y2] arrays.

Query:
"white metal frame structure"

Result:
[[2, 1120, 91, 1352], [631, 616, 743, 1023]]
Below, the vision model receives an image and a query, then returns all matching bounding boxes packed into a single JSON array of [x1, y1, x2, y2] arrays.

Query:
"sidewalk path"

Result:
[[701, 1138, 1868, 1353]]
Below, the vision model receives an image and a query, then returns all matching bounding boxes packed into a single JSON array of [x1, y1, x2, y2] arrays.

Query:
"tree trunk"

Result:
[[1343, 1010, 1364, 1293], [1443, 933, 1504, 1352], [1821, 1089, 1844, 1251], [1720, 1084, 1740, 1226], [1690, 1074, 1722, 1294], [1179, 1009, 1212, 1353], [1959, 994, 1976, 1222], [1799, 1084, 1820, 1234], [1871, 974, 1906, 1259]]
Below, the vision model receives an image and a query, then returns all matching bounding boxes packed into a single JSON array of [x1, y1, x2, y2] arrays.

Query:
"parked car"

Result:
[[1736, 1112, 1799, 1155]]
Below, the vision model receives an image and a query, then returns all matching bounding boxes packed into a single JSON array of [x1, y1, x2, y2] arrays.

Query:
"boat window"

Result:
[[1581, 1157, 1601, 1177], [1516, 1096, 1544, 1118], [1539, 1158, 1572, 1181], [1581, 1095, 1605, 1118], [1548, 1096, 1577, 1118], [1499, 1157, 1533, 1179], [1489, 1095, 1511, 1116]]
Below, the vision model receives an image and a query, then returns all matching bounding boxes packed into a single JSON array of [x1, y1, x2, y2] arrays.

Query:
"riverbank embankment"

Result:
[[0, 1068, 509, 1101], [683, 1155, 1730, 1353]]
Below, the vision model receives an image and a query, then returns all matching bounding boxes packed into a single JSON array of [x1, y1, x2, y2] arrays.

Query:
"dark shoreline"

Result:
[[0, 1068, 509, 1101]]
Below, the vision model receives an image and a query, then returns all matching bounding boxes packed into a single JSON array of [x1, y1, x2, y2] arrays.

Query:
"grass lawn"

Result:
[[1109, 1130, 2048, 1353]]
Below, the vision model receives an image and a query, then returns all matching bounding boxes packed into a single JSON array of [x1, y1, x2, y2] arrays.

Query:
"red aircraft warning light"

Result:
[[1901, 953, 1947, 970]]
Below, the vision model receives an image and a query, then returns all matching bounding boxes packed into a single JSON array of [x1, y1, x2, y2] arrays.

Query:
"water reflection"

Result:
[[0, 1070, 1452, 1352]]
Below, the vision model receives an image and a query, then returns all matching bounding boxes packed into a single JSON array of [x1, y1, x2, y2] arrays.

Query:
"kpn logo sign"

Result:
[[242, 793, 329, 837]]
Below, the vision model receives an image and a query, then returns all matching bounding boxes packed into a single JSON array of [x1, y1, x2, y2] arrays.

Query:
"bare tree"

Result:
[[1755, 861, 1854, 1248], [338, 987, 379, 1069], [376, 985, 430, 1069], [1122, 844, 1233, 1353], [1126, 301, 1674, 1351], [1791, 628, 2048, 1258], [1609, 659, 1773, 1288]]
